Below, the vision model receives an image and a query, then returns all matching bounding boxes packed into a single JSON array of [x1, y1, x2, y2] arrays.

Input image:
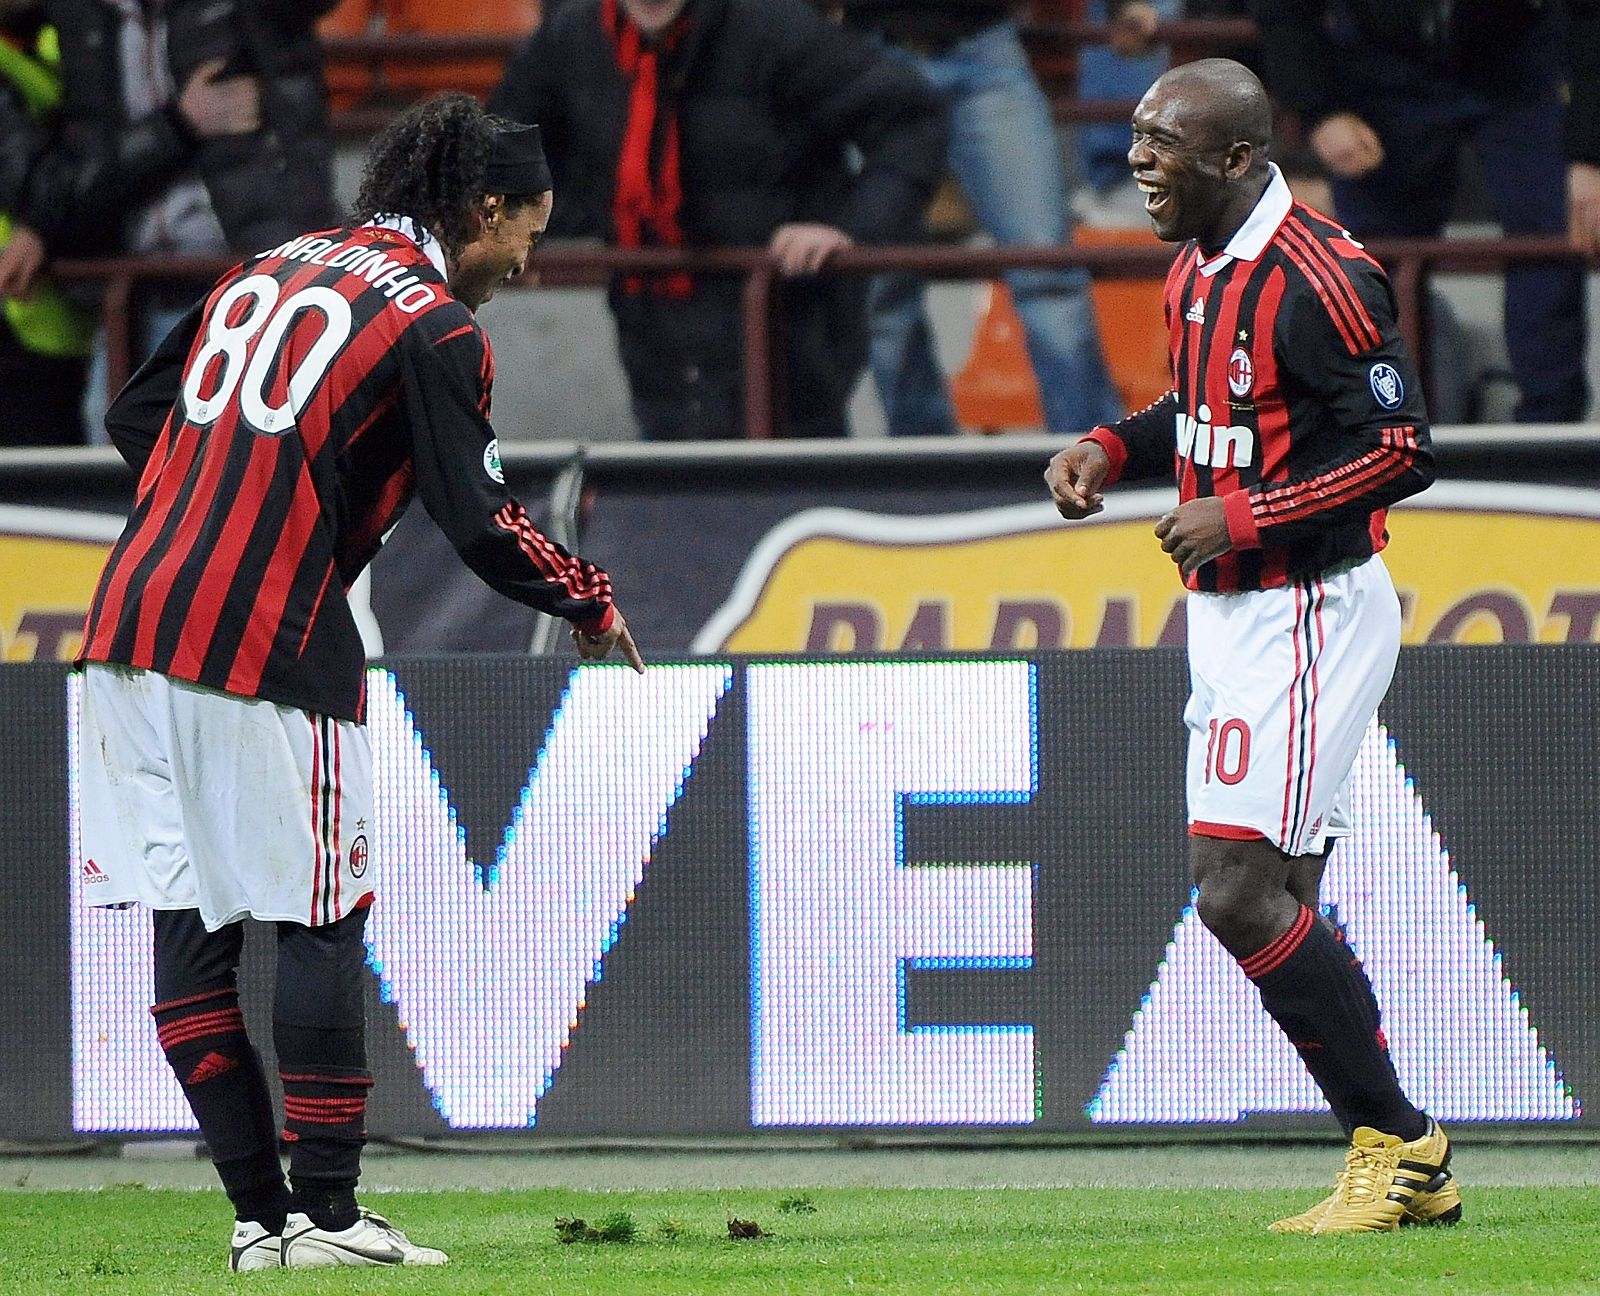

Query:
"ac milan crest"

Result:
[[349, 834, 369, 878], [1227, 347, 1254, 398]]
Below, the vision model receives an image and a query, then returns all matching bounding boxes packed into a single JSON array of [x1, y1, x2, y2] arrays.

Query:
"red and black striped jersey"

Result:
[[1085, 166, 1435, 594], [79, 221, 614, 722]]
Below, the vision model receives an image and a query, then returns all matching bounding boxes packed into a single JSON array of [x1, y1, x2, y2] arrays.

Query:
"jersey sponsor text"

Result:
[[1177, 403, 1254, 469]]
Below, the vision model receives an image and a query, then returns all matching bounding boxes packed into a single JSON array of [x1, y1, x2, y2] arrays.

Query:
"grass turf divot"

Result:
[[554, 1210, 639, 1244]]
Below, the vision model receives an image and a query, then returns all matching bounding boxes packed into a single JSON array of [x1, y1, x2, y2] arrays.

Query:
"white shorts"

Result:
[[77, 663, 374, 931], [1184, 555, 1401, 858]]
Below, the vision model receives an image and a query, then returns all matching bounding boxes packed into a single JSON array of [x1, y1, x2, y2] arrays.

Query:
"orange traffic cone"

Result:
[[949, 228, 1171, 433], [1075, 224, 1172, 414], [949, 282, 1045, 434]]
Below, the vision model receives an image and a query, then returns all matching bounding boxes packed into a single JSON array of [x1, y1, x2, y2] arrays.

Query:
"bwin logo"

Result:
[[1176, 403, 1253, 469]]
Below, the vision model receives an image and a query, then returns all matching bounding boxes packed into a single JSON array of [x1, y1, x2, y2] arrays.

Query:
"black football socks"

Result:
[[1240, 903, 1429, 1142]]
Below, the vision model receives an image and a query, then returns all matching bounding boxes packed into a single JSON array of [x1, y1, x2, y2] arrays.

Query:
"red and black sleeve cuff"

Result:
[[1080, 427, 1128, 486], [1223, 488, 1263, 549], [573, 603, 615, 638]]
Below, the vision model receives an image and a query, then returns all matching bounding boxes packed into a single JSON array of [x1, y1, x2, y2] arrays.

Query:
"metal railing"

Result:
[[52, 235, 1593, 438]]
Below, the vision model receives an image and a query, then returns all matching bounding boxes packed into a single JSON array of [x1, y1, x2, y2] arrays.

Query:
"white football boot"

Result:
[[281, 1206, 449, 1267], [228, 1220, 282, 1272]]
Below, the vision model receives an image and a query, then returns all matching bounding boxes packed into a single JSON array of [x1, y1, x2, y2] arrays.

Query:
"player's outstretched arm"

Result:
[[571, 606, 646, 673], [1045, 441, 1110, 520]]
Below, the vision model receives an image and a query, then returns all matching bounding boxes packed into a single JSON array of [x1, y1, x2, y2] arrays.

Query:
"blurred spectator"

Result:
[[1252, 0, 1595, 423], [1076, 0, 1170, 206], [43, 0, 340, 433], [840, 1, 1122, 436], [491, 0, 946, 440], [0, 0, 94, 444], [1085, 2, 1475, 421], [1568, 0, 1600, 258], [1079, 1, 1329, 212], [164, 0, 343, 250]]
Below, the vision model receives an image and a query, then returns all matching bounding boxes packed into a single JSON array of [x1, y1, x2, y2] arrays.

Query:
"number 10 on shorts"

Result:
[[1205, 717, 1251, 786]]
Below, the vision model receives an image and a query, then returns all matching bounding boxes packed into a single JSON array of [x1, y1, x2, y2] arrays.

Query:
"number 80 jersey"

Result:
[[79, 222, 614, 722]]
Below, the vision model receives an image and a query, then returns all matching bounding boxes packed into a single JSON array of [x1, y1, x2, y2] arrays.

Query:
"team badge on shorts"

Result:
[[1228, 348, 1254, 398], [1369, 362, 1404, 409], [349, 834, 369, 878]]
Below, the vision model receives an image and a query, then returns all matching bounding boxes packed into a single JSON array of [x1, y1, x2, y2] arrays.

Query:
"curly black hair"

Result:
[[350, 92, 528, 263]]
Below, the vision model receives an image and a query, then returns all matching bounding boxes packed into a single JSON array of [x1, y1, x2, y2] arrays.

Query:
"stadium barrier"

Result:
[[51, 235, 1595, 439], [4, 430, 1599, 661], [1, 648, 1594, 1141]]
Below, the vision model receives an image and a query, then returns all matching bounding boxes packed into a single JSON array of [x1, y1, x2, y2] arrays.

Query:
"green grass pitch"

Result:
[[5, 1183, 1600, 1295]]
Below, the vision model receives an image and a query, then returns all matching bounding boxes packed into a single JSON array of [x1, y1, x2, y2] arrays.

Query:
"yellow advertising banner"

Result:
[[9, 483, 1599, 662], [0, 507, 121, 662], [696, 483, 1600, 653]]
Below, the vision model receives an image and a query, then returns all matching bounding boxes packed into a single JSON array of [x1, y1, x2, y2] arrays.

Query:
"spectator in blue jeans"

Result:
[[1253, 0, 1595, 423], [841, 3, 1122, 435], [1076, 0, 1172, 200]]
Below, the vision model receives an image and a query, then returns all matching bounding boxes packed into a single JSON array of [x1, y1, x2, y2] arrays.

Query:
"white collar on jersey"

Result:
[[361, 214, 450, 280], [1197, 162, 1292, 278]]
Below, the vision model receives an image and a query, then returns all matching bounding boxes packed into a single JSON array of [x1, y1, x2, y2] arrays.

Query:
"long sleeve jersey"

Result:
[[80, 221, 614, 721], [1084, 165, 1435, 594]]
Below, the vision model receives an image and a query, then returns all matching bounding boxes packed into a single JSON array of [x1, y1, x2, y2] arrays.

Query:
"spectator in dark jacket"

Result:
[[36, 0, 340, 435], [491, 0, 947, 439], [0, 0, 95, 443], [43, 0, 339, 258], [1252, 0, 1595, 422]]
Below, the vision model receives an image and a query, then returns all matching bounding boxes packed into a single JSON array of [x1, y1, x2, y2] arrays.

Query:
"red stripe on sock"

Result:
[[279, 1073, 374, 1087], [149, 987, 235, 1018], [285, 1107, 365, 1123], [284, 1097, 368, 1112], [1240, 905, 1315, 980], [156, 1008, 245, 1049]]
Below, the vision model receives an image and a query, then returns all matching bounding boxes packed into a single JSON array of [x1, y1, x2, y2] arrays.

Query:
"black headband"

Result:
[[484, 123, 552, 196]]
